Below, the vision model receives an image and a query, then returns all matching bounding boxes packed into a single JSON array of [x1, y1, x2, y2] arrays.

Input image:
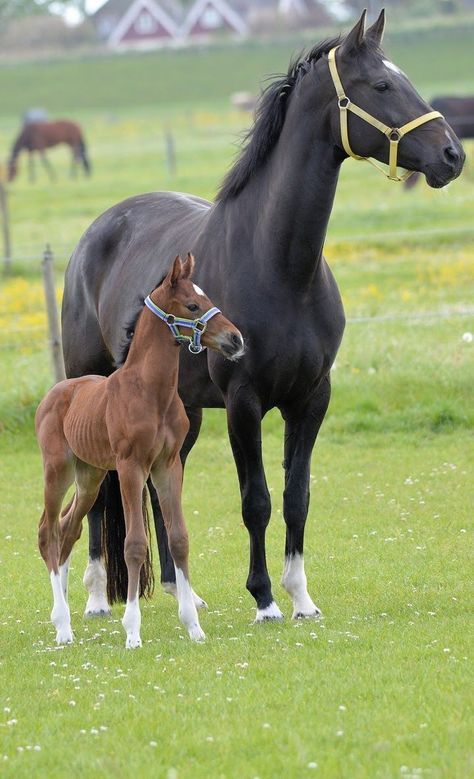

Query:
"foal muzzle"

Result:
[[144, 296, 221, 354], [328, 47, 443, 182]]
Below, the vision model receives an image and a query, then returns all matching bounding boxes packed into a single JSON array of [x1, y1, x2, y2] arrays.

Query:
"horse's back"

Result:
[[62, 192, 211, 377], [431, 96, 474, 138]]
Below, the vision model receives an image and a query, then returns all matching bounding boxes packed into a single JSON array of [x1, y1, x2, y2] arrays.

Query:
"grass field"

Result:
[[1, 21, 473, 779]]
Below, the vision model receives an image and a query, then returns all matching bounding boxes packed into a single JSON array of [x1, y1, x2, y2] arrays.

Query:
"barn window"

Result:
[[135, 11, 158, 33], [201, 6, 222, 29]]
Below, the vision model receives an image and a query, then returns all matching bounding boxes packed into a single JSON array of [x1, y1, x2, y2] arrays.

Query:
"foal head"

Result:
[[149, 253, 245, 360]]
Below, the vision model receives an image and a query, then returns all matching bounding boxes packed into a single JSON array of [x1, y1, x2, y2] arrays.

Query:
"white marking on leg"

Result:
[[281, 553, 322, 619], [83, 558, 111, 616], [59, 555, 71, 599], [255, 601, 284, 622], [192, 283, 205, 297], [122, 595, 142, 649], [50, 571, 73, 644], [175, 568, 205, 641], [162, 580, 208, 609]]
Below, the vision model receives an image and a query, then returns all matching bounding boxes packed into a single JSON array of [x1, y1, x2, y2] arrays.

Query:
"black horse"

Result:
[[62, 11, 464, 623], [405, 95, 474, 188]]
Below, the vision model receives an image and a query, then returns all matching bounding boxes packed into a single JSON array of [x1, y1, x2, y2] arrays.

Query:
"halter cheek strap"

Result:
[[327, 47, 443, 181], [144, 296, 221, 354]]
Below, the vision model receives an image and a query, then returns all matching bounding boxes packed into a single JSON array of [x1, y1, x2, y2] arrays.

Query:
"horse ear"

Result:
[[340, 10, 367, 55], [164, 255, 183, 287], [182, 252, 195, 279], [365, 8, 385, 47]]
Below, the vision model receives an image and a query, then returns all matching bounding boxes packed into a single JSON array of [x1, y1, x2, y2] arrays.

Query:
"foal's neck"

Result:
[[122, 303, 180, 395]]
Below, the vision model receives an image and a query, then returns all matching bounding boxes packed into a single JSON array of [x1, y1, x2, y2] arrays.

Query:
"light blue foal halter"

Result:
[[144, 295, 221, 354]]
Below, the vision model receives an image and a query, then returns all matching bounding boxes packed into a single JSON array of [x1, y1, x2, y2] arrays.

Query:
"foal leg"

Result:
[[152, 407, 207, 609], [117, 462, 149, 649], [38, 459, 75, 644], [280, 377, 332, 619], [59, 462, 107, 603], [151, 459, 204, 642], [226, 386, 283, 622]]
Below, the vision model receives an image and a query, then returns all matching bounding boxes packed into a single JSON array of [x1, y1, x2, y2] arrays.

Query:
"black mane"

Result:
[[217, 36, 342, 202]]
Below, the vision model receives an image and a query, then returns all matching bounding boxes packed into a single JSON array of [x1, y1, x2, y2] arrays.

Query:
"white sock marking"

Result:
[[122, 595, 142, 649], [255, 601, 284, 622], [175, 568, 205, 641], [83, 558, 111, 616], [281, 553, 321, 619], [50, 571, 73, 644]]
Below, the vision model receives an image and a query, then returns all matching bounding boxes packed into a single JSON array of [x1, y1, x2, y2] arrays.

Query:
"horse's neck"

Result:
[[220, 113, 341, 288], [10, 128, 28, 159], [122, 309, 180, 400]]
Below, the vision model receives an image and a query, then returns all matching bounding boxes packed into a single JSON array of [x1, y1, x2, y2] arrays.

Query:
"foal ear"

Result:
[[340, 9, 367, 55], [365, 8, 385, 47], [182, 252, 195, 279], [164, 255, 183, 287]]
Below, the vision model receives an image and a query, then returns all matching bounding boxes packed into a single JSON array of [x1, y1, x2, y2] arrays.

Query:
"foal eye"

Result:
[[187, 303, 199, 313], [374, 81, 390, 92]]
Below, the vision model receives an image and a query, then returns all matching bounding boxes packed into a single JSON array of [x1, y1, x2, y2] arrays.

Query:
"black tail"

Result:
[[102, 471, 154, 603], [78, 137, 91, 175]]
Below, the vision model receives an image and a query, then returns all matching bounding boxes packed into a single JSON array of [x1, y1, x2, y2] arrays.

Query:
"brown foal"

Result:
[[36, 253, 244, 647]]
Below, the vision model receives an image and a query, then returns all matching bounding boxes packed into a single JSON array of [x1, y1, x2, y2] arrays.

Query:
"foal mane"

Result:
[[216, 36, 343, 202], [115, 275, 167, 367]]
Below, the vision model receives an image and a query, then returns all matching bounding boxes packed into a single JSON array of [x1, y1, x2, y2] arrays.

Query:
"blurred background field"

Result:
[[0, 13, 473, 779]]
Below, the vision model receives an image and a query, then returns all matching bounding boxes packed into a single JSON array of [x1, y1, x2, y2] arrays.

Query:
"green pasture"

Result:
[[1, 22, 474, 779]]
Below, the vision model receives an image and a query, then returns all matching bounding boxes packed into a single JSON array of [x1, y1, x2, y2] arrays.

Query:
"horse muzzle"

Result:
[[218, 330, 246, 361], [423, 138, 465, 189]]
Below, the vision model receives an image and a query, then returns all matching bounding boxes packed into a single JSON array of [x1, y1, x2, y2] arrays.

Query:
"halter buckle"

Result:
[[165, 313, 175, 324], [388, 128, 402, 142], [194, 320, 206, 332], [338, 96, 350, 109], [188, 343, 202, 354]]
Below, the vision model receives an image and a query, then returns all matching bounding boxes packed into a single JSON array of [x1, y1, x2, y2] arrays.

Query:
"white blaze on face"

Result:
[[192, 284, 205, 297]]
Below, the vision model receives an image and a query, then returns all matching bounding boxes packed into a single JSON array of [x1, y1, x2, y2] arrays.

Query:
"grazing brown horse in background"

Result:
[[36, 254, 244, 648], [7, 119, 91, 182], [405, 95, 473, 189]]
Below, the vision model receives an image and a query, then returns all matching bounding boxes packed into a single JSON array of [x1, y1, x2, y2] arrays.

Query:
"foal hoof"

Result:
[[188, 624, 206, 642], [125, 635, 142, 649], [55, 626, 74, 645], [255, 602, 284, 623]]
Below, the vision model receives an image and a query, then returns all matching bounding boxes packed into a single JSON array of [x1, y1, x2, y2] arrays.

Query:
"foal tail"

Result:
[[78, 137, 91, 176], [102, 472, 154, 603]]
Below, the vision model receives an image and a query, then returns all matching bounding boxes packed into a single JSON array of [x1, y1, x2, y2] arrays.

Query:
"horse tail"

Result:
[[78, 136, 91, 175], [102, 471, 155, 604]]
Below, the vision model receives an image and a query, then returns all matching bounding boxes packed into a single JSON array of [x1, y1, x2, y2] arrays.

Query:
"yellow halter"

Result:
[[327, 46, 443, 182]]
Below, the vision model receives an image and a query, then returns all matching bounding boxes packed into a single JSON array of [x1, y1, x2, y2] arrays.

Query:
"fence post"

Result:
[[42, 244, 65, 383], [0, 181, 12, 275]]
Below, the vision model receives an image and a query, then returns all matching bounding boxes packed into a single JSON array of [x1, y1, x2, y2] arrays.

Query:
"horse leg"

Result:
[[38, 458, 75, 644], [151, 458, 205, 642], [117, 462, 148, 649], [150, 406, 207, 609], [280, 377, 332, 618], [83, 482, 111, 617], [28, 152, 35, 183], [226, 386, 283, 622], [59, 462, 107, 604], [40, 152, 56, 182]]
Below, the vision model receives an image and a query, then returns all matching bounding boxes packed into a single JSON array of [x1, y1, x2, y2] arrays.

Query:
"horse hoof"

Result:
[[188, 624, 206, 642], [55, 627, 74, 644], [125, 635, 142, 649], [255, 602, 284, 623], [292, 608, 322, 620], [84, 607, 111, 618]]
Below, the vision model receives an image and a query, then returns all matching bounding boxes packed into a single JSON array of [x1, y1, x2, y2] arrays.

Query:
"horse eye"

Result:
[[374, 81, 390, 92], [187, 303, 199, 313]]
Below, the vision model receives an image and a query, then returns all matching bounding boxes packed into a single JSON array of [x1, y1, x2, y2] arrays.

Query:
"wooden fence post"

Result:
[[42, 244, 65, 383], [0, 181, 12, 275]]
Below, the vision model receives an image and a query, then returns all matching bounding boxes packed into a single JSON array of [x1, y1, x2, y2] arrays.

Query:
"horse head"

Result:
[[318, 10, 465, 187], [149, 254, 245, 360]]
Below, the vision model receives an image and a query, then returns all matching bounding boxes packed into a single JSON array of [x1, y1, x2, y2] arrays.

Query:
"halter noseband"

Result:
[[144, 295, 220, 354], [327, 46, 443, 182]]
